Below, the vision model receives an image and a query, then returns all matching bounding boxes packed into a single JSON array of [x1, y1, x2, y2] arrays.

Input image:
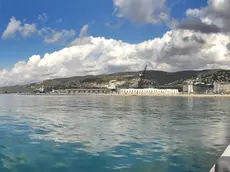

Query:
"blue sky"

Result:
[[0, 0, 207, 69], [1, 0, 230, 86]]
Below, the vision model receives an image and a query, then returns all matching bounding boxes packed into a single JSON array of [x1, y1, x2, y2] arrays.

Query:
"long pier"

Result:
[[19, 88, 110, 95], [63, 89, 108, 94]]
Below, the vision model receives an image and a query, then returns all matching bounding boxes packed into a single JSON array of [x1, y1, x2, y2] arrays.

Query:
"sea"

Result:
[[0, 94, 230, 172]]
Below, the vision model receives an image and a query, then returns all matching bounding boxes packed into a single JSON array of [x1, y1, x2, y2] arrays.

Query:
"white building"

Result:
[[213, 82, 220, 94], [118, 88, 179, 95], [214, 82, 230, 94], [183, 84, 194, 94]]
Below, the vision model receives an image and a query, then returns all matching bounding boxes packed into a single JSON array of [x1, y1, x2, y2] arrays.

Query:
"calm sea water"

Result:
[[0, 95, 230, 172]]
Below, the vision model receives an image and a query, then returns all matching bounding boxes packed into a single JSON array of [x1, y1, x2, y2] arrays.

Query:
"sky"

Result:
[[0, 0, 230, 86]]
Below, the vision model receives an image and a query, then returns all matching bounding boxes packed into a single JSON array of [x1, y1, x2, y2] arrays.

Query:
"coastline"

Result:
[[118, 93, 230, 97], [16, 92, 230, 98], [118, 94, 230, 98]]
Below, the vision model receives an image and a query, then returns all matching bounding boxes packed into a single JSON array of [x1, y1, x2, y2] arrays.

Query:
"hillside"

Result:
[[28, 70, 202, 90], [1, 69, 230, 93]]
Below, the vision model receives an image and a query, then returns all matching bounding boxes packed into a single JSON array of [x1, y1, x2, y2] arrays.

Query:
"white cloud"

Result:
[[2, 17, 36, 39], [185, 0, 230, 32], [79, 24, 89, 38], [20, 23, 37, 37], [2, 16, 76, 44], [39, 27, 76, 44], [2, 17, 21, 39], [2, 17, 37, 39], [70, 24, 90, 46], [1, 27, 230, 86], [1, 16, 123, 47], [38, 13, 48, 23], [113, 0, 170, 24]]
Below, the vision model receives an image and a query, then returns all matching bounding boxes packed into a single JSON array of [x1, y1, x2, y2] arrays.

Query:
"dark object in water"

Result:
[[0, 145, 6, 148], [215, 156, 230, 172]]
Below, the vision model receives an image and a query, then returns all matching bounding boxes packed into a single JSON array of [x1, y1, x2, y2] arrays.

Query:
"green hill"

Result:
[[1, 69, 230, 93]]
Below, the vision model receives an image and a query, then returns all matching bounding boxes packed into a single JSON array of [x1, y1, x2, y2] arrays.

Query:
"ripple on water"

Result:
[[0, 95, 230, 172]]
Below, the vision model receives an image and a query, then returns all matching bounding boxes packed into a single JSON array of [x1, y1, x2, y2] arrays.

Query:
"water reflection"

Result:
[[0, 95, 230, 171]]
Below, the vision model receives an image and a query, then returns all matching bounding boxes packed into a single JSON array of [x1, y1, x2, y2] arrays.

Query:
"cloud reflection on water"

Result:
[[0, 95, 230, 171]]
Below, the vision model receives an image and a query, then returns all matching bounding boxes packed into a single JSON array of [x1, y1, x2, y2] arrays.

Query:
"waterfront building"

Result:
[[213, 82, 230, 94], [213, 82, 220, 94], [118, 88, 179, 95], [183, 84, 194, 94]]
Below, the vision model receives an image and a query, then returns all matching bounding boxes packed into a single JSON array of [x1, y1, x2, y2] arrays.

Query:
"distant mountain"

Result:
[[1, 69, 230, 93]]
